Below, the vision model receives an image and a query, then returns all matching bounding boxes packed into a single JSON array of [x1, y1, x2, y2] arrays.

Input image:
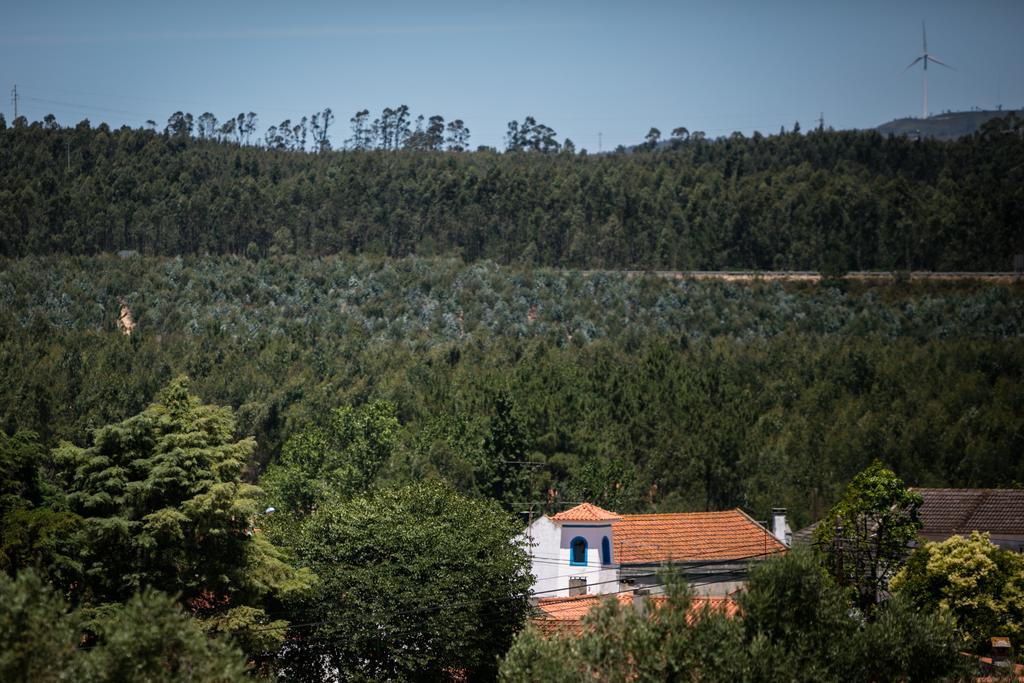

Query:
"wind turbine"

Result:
[[904, 21, 954, 119]]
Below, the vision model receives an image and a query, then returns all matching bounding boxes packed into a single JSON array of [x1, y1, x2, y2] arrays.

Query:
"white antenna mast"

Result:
[[904, 21, 954, 119]]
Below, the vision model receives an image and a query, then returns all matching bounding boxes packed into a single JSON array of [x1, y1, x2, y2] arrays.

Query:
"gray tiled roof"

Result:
[[912, 488, 1024, 536]]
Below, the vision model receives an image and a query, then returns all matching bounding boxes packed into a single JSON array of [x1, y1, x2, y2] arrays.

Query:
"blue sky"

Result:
[[2, 0, 1022, 150]]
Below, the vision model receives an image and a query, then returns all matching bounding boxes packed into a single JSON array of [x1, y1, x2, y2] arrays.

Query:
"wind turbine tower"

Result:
[[905, 21, 954, 119]]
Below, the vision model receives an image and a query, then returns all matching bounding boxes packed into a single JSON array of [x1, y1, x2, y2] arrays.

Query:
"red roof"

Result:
[[532, 593, 740, 636], [552, 502, 621, 522], [612, 509, 786, 564]]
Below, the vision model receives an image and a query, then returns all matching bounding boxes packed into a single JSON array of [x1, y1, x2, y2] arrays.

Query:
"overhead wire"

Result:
[[15, 84, 817, 149], [16, 82, 330, 118], [239, 542, 784, 637], [24, 95, 156, 119], [237, 548, 776, 655], [73, 544, 787, 652], [525, 532, 788, 566]]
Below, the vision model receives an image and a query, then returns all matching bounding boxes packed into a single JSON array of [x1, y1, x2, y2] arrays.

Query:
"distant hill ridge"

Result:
[[2, 118, 1023, 270], [876, 109, 1022, 140]]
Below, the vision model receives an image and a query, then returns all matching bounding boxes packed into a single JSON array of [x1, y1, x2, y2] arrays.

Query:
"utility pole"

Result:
[[817, 112, 825, 131], [526, 503, 535, 567], [10, 84, 18, 120], [834, 521, 845, 587], [598, 131, 602, 153]]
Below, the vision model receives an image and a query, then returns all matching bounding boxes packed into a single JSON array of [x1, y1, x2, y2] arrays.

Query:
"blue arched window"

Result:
[[569, 536, 588, 566], [601, 536, 612, 565]]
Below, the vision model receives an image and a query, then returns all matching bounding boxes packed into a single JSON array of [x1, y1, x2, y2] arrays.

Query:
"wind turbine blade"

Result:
[[928, 55, 955, 70], [904, 56, 924, 71], [922, 21, 927, 52]]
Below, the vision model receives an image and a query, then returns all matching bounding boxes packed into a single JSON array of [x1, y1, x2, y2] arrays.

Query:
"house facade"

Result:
[[522, 502, 788, 598]]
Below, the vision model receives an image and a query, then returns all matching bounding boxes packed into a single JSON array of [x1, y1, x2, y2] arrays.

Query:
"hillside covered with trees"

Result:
[[2, 111, 1023, 270], [2, 256, 1021, 528]]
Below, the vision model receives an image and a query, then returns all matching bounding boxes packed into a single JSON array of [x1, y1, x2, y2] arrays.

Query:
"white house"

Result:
[[521, 502, 788, 598]]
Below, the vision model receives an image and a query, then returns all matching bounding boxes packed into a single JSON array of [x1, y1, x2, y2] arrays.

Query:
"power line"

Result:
[[24, 95, 154, 119], [448, 550, 775, 634], [241, 543, 784, 638], [525, 532, 788, 566], [78, 544, 789, 652], [238, 547, 781, 655], [16, 82, 316, 118]]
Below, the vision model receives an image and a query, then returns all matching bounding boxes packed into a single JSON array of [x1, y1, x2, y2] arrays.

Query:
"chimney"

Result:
[[633, 589, 650, 617], [771, 508, 790, 547]]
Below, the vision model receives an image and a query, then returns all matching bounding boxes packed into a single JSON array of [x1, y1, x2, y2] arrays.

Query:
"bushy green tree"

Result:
[[51, 377, 312, 655], [261, 400, 399, 515], [852, 594, 963, 682], [78, 589, 253, 682], [739, 546, 856, 679], [892, 531, 1024, 651], [0, 569, 251, 683], [0, 569, 81, 682], [0, 431, 45, 512], [0, 430, 83, 587], [282, 482, 531, 681], [815, 460, 922, 610]]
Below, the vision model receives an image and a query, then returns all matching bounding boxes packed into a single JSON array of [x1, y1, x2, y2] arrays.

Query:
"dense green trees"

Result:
[[0, 569, 251, 682], [261, 401, 400, 515], [1, 377, 535, 680], [53, 378, 312, 633], [0, 257, 1021, 526], [2, 115, 1022, 269]]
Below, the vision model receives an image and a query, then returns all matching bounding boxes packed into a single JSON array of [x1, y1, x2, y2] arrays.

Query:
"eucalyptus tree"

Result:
[[309, 107, 333, 152], [164, 111, 193, 137], [195, 112, 218, 140], [644, 126, 661, 150], [445, 118, 470, 151], [347, 108, 372, 149]]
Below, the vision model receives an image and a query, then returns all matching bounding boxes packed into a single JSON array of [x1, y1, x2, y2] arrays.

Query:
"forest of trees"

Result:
[[1, 111, 1023, 269], [1, 256, 1021, 527]]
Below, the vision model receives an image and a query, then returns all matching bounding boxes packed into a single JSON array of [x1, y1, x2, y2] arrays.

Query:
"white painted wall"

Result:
[[520, 517, 620, 597]]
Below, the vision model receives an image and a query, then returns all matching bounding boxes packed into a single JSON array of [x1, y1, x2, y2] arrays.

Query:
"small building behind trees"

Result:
[[520, 502, 788, 599], [912, 487, 1024, 552]]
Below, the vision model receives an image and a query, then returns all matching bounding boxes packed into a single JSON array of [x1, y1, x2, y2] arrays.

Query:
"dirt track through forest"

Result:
[[589, 271, 1022, 284]]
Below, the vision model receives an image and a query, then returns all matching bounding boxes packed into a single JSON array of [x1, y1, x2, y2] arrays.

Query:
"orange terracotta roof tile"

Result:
[[612, 509, 786, 564], [532, 593, 740, 636], [552, 502, 621, 522]]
